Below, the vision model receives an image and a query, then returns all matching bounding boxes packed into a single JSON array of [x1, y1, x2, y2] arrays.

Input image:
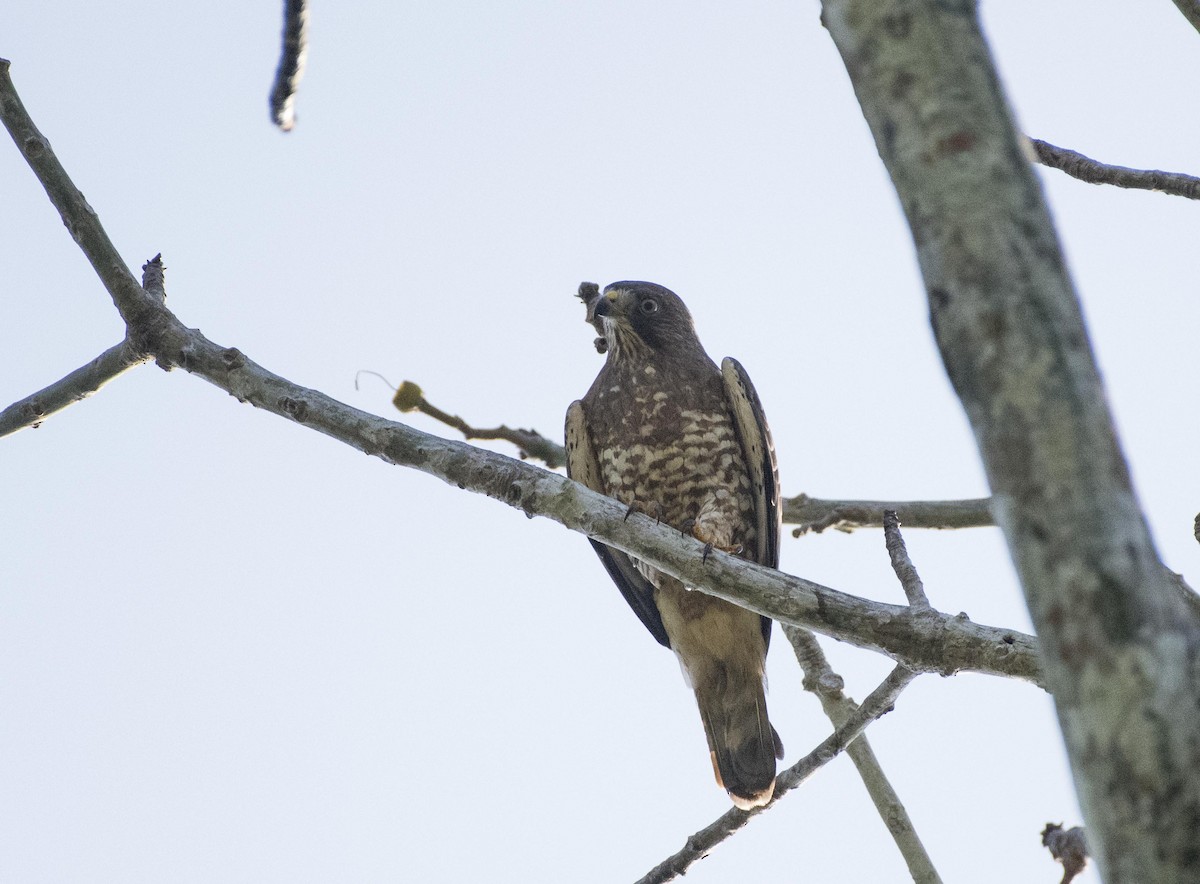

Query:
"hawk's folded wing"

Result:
[[721, 357, 781, 647], [565, 400, 670, 648]]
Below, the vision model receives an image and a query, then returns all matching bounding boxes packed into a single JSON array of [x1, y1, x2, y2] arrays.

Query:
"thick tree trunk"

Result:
[[820, 1, 1200, 880]]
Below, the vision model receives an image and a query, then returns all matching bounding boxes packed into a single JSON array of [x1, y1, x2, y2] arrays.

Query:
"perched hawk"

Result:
[[565, 280, 783, 809]]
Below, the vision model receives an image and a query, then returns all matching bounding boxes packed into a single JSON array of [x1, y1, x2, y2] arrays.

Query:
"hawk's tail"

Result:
[[695, 667, 783, 810]]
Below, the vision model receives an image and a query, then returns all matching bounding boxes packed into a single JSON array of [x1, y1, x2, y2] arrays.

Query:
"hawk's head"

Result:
[[577, 280, 703, 360]]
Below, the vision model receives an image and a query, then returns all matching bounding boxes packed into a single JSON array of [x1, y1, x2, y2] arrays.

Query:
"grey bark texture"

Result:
[[820, 2, 1200, 880], [0, 338, 145, 437], [787, 494, 993, 534]]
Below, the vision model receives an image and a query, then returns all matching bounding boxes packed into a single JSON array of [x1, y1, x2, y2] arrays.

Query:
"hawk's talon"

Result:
[[625, 499, 665, 524], [689, 520, 741, 560]]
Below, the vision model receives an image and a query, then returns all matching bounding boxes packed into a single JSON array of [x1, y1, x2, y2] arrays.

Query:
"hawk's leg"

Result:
[[679, 517, 743, 563]]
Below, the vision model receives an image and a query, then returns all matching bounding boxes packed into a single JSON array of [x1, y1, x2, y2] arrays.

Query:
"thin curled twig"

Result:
[[358, 374, 567, 469]]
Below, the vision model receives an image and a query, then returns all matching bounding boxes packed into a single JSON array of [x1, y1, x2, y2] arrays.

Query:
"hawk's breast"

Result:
[[592, 380, 757, 555]]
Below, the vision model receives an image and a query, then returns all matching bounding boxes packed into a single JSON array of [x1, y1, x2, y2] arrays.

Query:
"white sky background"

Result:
[[2, 2, 1197, 881]]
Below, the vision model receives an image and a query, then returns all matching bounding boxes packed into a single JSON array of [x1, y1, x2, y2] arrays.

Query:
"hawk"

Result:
[[565, 280, 783, 809]]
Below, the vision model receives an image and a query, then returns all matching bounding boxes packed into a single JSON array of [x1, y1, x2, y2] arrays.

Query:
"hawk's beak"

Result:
[[593, 289, 624, 319]]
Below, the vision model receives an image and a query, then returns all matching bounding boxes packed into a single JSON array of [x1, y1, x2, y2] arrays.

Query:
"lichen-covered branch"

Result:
[[635, 665, 918, 884], [1170, 0, 1200, 37], [0, 339, 146, 437], [269, 0, 309, 131], [0, 58, 1043, 688], [821, 2, 1200, 879], [786, 627, 941, 884], [787, 494, 993, 535], [1030, 138, 1200, 201]]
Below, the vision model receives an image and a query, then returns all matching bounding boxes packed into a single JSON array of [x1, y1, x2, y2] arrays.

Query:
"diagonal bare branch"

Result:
[[0, 339, 147, 438], [1030, 138, 1200, 201], [883, 510, 931, 608], [0, 64, 151, 331], [786, 627, 941, 883], [634, 665, 919, 884]]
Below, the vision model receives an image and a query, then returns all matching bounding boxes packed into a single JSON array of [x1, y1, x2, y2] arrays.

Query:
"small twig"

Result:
[[142, 253, 166, 301], [788, 494, 994, 536], [883, 511, 931, 607], [635, 665, 917, 884], [379, 378, 566, 469], [1029, 138, 1200, 201], [1170, 0, 1200, 36], [785, 626, 941, 883], [269, 0, 309, 131], [0, 340, 146, 438], [1041, 823, 1088, 884]]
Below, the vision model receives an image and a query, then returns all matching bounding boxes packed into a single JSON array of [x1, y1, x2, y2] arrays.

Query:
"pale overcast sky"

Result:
[[4, 2, 1197, 881]]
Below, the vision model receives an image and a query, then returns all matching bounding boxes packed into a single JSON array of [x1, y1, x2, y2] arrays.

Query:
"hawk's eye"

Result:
[[640, 299, 659, 315]]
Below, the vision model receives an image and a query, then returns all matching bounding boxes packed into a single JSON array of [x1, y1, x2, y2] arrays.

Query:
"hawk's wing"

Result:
[[565, 400, 671, 648], [721, 358, 781, 646]]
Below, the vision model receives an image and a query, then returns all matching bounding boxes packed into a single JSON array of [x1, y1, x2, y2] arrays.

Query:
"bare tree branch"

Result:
[[883, 511, 931, 608], [269, 0, 309, 131], [0, 63, 152, 331], [1170, 0, 1200, 37], [635, 665, 919, 884], [822, 2, 1200, 878], [343, 383, 999, 530], [785, 627, 941, 884], [779, 518, 940, 882], [1030, 138, 1200, 201], [0, 339, 146, 438], [787, 494, 994, 535], [0, 57, 1045, 688]]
